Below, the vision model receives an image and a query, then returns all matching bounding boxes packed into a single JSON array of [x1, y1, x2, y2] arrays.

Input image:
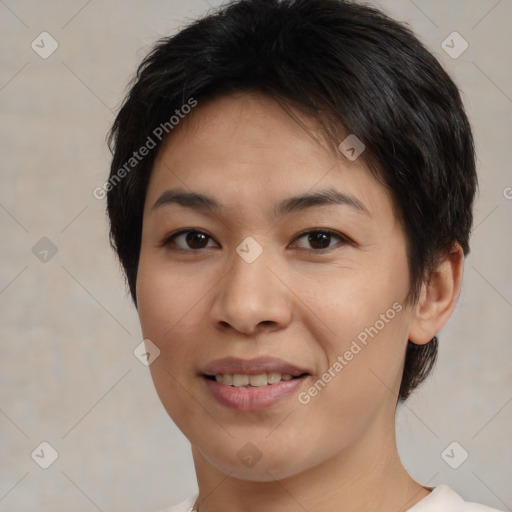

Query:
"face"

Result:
[[136, 92, 416, 481]]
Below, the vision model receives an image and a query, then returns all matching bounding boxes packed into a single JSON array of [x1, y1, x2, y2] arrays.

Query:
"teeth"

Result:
[[267, 372, 281, 384], [232, 374, 249, 387], [249, 374, 267, 387], [213, 373, 296, 387]]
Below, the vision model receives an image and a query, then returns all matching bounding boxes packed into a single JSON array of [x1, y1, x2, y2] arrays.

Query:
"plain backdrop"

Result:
[[1, 1, 511, 511]]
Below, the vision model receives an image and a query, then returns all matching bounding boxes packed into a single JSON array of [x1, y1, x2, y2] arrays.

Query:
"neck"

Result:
[[190, 414, 430, 512]]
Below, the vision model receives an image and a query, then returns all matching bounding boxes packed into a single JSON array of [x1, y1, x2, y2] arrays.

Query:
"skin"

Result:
[[136, 92, 464, 512]]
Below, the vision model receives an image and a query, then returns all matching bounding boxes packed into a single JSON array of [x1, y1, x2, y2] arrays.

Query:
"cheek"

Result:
[[136, 263, 208, 430], [295, 294, 408, 460], [299, 247, 411, 403], [135, 258, 212, 400], [136, 254, 208, 340], [305, 252, 409, 349]]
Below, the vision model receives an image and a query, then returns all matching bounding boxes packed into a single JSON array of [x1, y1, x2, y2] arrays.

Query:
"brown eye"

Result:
[[292, 230, 347, 251], [307, 232, 331, 250], [162, 230, 217, 250], [184, 232, 209, 249]]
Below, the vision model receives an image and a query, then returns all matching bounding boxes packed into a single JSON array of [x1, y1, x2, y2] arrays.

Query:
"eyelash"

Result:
[[160, 228, 352, 253]]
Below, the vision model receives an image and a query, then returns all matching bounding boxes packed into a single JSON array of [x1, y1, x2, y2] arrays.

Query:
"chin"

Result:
[[208, 454, 305, 482], [196, 439, 316, 482]]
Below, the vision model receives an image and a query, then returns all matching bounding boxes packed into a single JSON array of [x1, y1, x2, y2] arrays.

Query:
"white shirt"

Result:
[[158, 485, 505, 512]]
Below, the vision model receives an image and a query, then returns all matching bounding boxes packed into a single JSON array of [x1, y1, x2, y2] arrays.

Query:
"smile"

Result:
[[201, 356, 311, 410], [203, 375, 309, 410], [209, 372, 300, 387]]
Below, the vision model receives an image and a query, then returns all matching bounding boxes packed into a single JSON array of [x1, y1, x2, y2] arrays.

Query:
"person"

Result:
[[105, 1, 504, 511]]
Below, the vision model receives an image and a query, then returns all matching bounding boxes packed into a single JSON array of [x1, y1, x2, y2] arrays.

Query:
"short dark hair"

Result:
[[106, 0, 477, 402]]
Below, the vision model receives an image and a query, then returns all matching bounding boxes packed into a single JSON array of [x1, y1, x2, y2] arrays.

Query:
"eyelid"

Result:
[[160, 228, 218, 249], [160, 228, 353, 251], [290, 228, 352, 250]]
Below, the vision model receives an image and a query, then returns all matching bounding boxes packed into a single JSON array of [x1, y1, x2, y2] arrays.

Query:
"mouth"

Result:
[[201, 357, 311, 410], [204, 372, 309, 388], [202, 356, 310, 377]]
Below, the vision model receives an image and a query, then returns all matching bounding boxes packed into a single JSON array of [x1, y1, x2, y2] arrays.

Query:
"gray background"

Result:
[[1, 1, 511, 511]]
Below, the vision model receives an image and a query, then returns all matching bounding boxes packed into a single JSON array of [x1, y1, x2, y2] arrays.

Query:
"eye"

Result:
[[291, 229, 349, 251], [161, 229, 218, 251], [161, 228, 350, 252]]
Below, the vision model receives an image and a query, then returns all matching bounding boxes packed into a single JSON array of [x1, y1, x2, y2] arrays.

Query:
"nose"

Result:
[[209, 244, 292, 336]]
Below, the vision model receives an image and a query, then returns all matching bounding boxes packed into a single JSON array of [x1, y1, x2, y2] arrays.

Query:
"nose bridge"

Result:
[[210, 236, 291, 334], [231, 237, 272, 291]]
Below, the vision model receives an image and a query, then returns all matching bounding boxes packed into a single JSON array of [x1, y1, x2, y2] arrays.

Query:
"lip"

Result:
[[203, 374, 309, 411], [201, 356, 309, 377], [201, 356, 311, 411]]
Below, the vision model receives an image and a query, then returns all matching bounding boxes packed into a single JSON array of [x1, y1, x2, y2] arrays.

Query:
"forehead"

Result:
[[145, 92, 395, 223], [154, 92, 334, 175]]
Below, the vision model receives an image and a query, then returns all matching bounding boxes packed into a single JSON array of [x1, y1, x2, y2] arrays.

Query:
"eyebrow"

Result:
[[152, 187, 370, 217]]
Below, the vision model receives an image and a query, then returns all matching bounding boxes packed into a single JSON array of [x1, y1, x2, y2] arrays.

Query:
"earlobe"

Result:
[[408, 243, 465, 345]]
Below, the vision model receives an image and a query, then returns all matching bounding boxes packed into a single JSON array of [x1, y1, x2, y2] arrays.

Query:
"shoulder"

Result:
[[408, 485, 505, 512], [156, 494, 197, 512]]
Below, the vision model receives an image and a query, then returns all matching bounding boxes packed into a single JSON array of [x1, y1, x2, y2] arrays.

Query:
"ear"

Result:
[[408, 243, 465, 345]]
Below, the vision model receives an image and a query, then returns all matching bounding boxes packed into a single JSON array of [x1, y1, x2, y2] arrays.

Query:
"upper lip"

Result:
[[202, 357, 310, 377]]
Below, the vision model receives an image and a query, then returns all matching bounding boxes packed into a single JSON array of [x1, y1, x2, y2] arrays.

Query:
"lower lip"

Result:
[[203, 376, 308, 411]]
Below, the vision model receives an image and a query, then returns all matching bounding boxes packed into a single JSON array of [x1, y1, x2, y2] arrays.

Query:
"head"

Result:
[[106, 0, 476, 480]]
